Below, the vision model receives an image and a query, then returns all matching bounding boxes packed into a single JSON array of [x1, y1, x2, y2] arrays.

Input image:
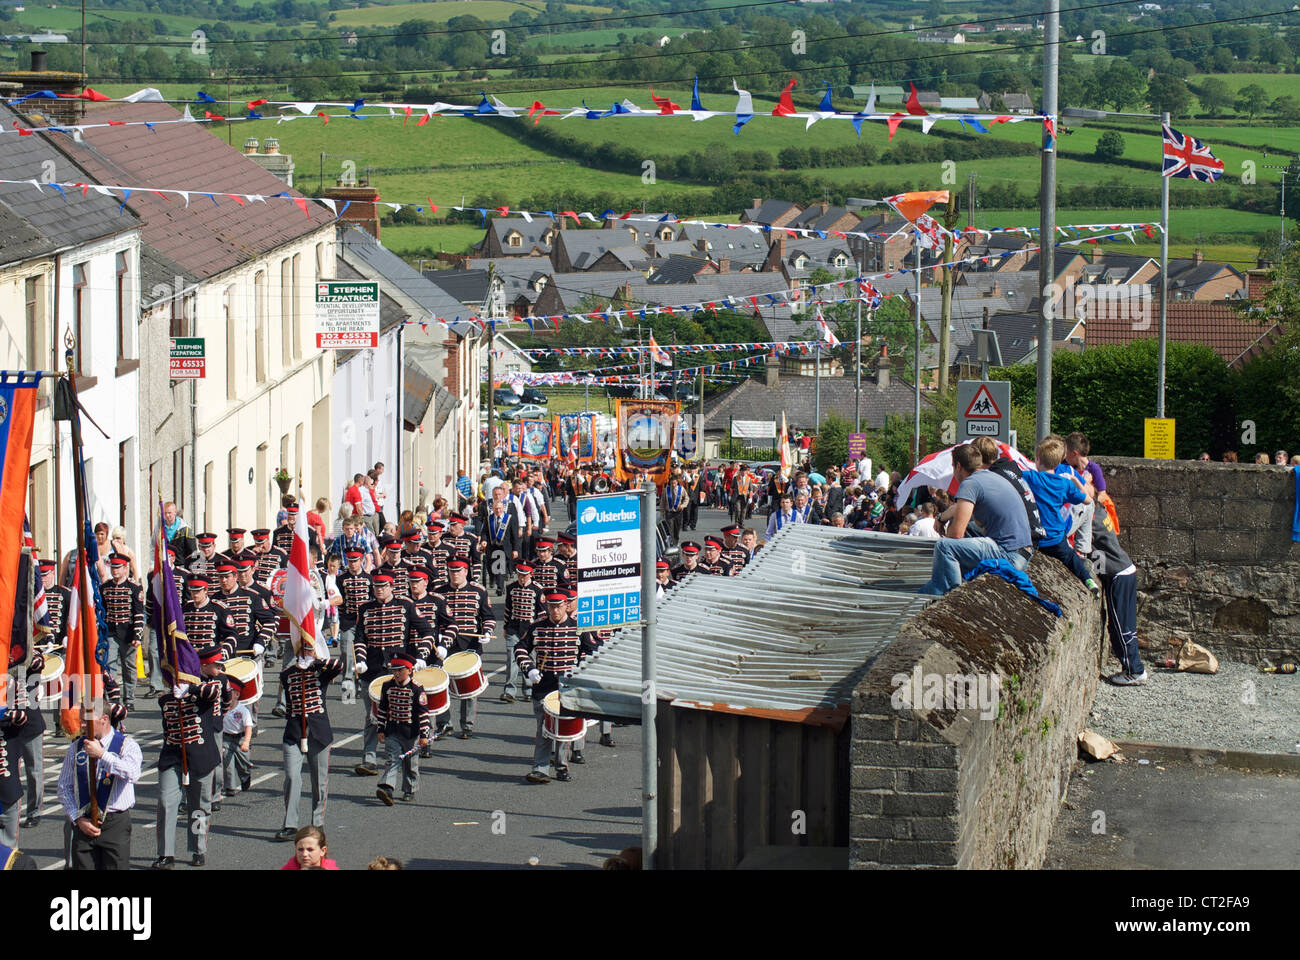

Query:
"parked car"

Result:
[[673, 383, 700, 404], [520, 387, 548, 405], [492, 388, 521, 406], [499, 402, 549, 421]]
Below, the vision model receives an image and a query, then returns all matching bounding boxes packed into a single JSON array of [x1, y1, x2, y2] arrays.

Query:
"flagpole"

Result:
[[1157, 110, 1170, 419], [854, 296, 862, 434], [64, 347, 99, 825]]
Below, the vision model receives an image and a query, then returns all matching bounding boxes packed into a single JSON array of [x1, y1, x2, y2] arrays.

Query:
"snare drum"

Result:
[[223, 656, 263, 705], [414, 667, 450, 716], [367, 675, 392, 721], [542, 691, 585, 742], [444, 651, 487, 700], [36, 652, 66, 708]]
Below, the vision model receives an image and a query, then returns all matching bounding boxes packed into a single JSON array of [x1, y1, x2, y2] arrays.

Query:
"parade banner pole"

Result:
[[640, 477, 658, 869]]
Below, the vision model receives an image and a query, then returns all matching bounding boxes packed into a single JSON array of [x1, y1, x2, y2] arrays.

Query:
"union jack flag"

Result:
[[857, 279, 883, 309], [1162, 124, 1223, 182]]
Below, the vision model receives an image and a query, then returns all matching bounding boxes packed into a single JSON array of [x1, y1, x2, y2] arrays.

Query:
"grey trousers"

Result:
[[531, 699, 569, 774], [282, 741, 330, 829], [574, 720, 613, 751], [0, 802, 18, 847], [458, 694, 478, 731], [502, 633, 522, 697], [1070, 499, 1096, 555], [147, 627, 168, 693], [105, 638, 138, 708], [21, 735, 44, 809], [379, 734, 418, 794], [222, 734, 251, 792], [361, 677, 381, 766], [155, 764, 214, 858], [339, 624, 357, 683]]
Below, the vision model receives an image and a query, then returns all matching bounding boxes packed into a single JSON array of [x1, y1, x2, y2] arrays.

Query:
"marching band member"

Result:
[[353, 573, 436, 775], [425, 520, 452, 584], [101, 553, 145, 710], [555, 531, 579, 585], [8, 643, 47, 828], [719, 524, 749, 572], [374, 655, 431, 805], [58, 702, 141, 870], [153, 646, 230, 869], [250, 528, 287, 583], [38, 559, 69, 647], [671, 541, 702, 581], [440, 559, 494, 739], [0, 698, 24, 846], [188, 532, 221, 579], [529, 538, 567, 594], [654, 559, 674, 598], [699, 537, 733, 576], [213, 562, 270, 662], [375, 536, 411, 600], [336, 549, 374, 699], [277, 641, 344, 840], [442, 513, 481, 583], [400, 529, 431, 571], [502, 562, 545, 703], [517, 593, 592, 784], [481, 497, 520, 595]]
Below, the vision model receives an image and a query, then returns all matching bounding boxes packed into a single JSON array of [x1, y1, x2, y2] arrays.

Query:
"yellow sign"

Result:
[[1144, 418, 1176, 459]]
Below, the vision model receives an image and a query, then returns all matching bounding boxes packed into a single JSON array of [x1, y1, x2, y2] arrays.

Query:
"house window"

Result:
[[115, 251, 130, 360], [291, 253, 302, 360], [659, 227, 673, 242], [225, 286, 237, 402], [172, 447, 185, 517], [280, 257, 292, 365], [254, 270, 267, 383], [227, 447, 238, 529], [72, 263, 87, 373], [24, 275, 42, 371], [168, 292, 187, 338], [507, 232, 522, 247], [835, 255, 847, 268]]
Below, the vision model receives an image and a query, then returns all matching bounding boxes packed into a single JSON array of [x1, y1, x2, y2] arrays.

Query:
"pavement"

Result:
[[15, 503, 743, 871], [1045, 758, 1300, 870]]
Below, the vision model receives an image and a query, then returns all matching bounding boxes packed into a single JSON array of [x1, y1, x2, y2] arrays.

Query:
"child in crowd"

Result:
[[280, 826, 339, 870], [221, 695, 254, 799], [1021, 435, 1100, 597]]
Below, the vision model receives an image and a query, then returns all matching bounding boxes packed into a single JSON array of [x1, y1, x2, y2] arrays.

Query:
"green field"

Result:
[[332, 1, 611, 27], [977, 208, 1279, 244], [1189, 73, 1300, 99], [383, 223, 485, 256]]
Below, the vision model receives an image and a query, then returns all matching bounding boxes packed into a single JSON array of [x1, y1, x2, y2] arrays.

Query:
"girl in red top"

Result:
[[280, 826, 340, 870]]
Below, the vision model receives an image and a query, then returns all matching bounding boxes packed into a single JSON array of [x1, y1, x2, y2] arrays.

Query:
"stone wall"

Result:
[[850, 556, 1102, 869], [1095, 456, 1300, 664]]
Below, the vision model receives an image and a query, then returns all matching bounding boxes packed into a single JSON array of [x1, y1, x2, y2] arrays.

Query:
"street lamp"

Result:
[[1062, 106, 1171, 418]]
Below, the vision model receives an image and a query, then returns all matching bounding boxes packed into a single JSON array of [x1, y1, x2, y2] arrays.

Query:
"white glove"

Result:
[[527, 669, 541, 684], [253, 642, 265, 657], [414, 659, 427, 671], [479, 635, 489, 646], [356, 662, 368, 676], [435, 646, 447, 660]]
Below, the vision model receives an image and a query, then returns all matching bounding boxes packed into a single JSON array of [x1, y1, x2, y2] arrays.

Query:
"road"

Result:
[[14, 506, 743, 871]]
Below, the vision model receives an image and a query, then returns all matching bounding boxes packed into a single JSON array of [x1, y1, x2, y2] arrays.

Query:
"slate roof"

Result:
[[0, 200, 58, 268], [741, 199, 801, 224], [1084, 300, 1282, 368], [702, 372, 930, 432], [484, 217, 555, 254], [423, 267, 491, 306], [57, 102, 332, 281], [952, 310, 1076, 365], [676, 223, 770, 263], [647, 254, 714, 284], [339, 226, 475, 333], [0, 104, 141, 250], [138, 242, 199, 308], [547, 270, 650, 311], [552, 228, 646, 267]]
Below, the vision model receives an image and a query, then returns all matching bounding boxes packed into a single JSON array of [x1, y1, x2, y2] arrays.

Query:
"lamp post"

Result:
[[1062, 106, 1170, 417]]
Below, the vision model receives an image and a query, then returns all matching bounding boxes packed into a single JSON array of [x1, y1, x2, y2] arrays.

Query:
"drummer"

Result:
[[440, 559, 494, 740], [374, 655, 430, 806], [276, 640, 344, 841], [516, 593, 591, 784]]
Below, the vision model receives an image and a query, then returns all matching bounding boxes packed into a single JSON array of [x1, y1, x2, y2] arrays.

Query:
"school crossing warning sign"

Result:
[[957, 379, 1011, 442]]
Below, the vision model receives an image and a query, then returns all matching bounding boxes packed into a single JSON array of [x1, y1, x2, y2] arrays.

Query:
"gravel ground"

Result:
[[1090, 660, 1300, 755]]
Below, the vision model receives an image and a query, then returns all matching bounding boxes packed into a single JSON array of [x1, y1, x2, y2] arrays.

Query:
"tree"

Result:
[[1271, 95, 1300, 122], [813, 412, 849, 473], [1094, 131, 1126, 163], [1102, 61, 1145, 111], [1147, 75, 1192, 117], [1197, 77, 1233, 116], [1236, 83, 1270, 121]]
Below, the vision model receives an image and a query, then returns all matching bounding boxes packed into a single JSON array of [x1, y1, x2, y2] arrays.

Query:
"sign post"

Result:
[[315, 280, 380, 349], [169, 337, 205, 379], [1143, 418, 1176, 459], [957, 379, 1011, 443]]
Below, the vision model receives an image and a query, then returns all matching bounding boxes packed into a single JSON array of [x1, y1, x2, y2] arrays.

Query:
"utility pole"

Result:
[[854, 296, 862, 433], [1156, 110, 1170, 419], [913, 238, 922, 464], [1036, 0, 1060, 443], [80, 0, 86, 79], [939, 192, 958, 396], [485, 264, 496, 467], [967, 173, 977, 229]]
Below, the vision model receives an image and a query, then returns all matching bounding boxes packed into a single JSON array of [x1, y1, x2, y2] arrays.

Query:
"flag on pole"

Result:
[[858, 279, 883, 309], [61, 555, 104, 735], [284, 506, 320, 659], [151, 498, 200, 687], [817, 308, 841, 347], [779, 412, 793, 480], [1161, 124, 1223, 182], [648, 334, 672, 367], [27, 517, 47, 633], [0, 373, 38, 697]]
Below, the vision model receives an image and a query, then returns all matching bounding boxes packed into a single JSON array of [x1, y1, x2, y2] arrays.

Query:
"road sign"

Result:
[[576, 491, 643, 630], [1144, 418, 1176, 459], [957, 379, 1011, 443], [169, 337, 205, 379], [848, 433, 867, 459], [315, 280, 379, 349]]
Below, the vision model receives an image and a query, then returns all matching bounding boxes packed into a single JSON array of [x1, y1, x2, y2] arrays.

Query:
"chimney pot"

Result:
[[264, 137, 280, 155], [31, 51, 46, 72], [765, 352, 779, 388], [1192, 248, 1204, 265], [876, 346, 892, 391], [243, 137, 259, 155]]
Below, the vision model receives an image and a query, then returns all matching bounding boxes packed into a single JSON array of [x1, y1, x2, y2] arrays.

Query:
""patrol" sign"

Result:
[[315, 280, 380, 349], [957, 379, 1011, 443]]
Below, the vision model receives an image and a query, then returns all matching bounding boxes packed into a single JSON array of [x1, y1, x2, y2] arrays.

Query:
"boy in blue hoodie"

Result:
[[1022, 435, 1100, 597]]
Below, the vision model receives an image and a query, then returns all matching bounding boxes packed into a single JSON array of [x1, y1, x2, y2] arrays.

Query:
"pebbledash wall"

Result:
[[1095, 456, 1300, 664], [850, 556, 1102, 869]]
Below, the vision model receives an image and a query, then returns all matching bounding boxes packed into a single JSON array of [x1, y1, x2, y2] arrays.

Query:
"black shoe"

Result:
[[400, 791, 414, 802], [271, 706, 287, 719], [23, 814, 40, 828], [275, 827, 297, 842], [458, 730, 472, 740], [499, 693, 516, 703], [241, 779, 251, 792], [600, 734, 616, 747], [419, 747, 433, 758], [570, 750, 585, 764], [191, 854, 206, 868], [211, 800, 222, 812], [376, 787, 394, 806], [554, 766, 572, 782], [354, 763, 378, 776], [152, 856, 174, 870], [525, 770, 550, 784]]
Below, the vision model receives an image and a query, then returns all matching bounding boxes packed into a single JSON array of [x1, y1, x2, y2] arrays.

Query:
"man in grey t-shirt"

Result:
[[918, 444, 1033, 595]]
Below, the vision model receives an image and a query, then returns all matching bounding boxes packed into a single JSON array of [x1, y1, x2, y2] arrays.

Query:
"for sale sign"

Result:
[[315, 280, 380, 349], [169, 337, 205, 379]]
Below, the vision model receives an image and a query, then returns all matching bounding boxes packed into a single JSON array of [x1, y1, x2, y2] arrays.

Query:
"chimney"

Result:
[[645, 240, 656, 260], [765, 353, 779, 388], [31, 51, 47, 72], [1192, 248, 1204, 265], [696, 236, 708, 254], [243, 137, 260, 155], [876, 345, 891, 391], [982, 307, 989, 329], [753, 197, 762, 210], [717, 257, 730, 274], [324, 184, 382, 239], [264, 137, 280, 155]]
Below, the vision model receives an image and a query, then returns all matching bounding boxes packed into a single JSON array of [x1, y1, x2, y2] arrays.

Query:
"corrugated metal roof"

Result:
[[561, 524, 935, 726]]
